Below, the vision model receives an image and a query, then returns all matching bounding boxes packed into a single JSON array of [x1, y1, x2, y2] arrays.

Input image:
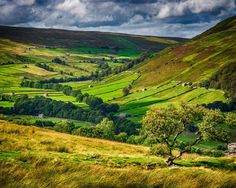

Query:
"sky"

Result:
[[0, 0, 235, 38]]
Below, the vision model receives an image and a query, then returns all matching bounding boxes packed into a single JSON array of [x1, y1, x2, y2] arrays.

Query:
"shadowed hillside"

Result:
[[0, 25, 185, 53]]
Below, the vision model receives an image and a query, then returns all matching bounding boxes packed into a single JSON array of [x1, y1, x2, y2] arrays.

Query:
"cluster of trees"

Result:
[[74, 118, 140, 140], [0, 94, 16, 102], [20, 80, 119, 115], [52, 57, 66, 65], [1, 95, 139, 136], [76, 93, 119, 115], [35, 120, 55, 127], [113, 52, 149, 74], [97, 62, 109, 70], [59, 70, 74, 76], [0, 61, 14, 65], [21, 80, 71, 92], [202, 99, 236, 112], [74, 118, 115, 139], [33, 118, 139, 141], [12, 95, 104, 124], [16, 55, 32, 63], [36, 63, 54, 72]]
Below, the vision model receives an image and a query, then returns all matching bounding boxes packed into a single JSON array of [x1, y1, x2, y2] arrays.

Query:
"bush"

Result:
[[115, 132, 129, 142], [127, 135, 144, 145], [217, 145, 227, 151], [35, 120, 55, 127], [191, 147, 224, 157], [53, 120, 75, 133]]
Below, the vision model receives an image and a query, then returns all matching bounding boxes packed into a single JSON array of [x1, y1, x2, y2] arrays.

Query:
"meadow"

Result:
[[0, 120, 236, 188], [0, 19, 234, 157]]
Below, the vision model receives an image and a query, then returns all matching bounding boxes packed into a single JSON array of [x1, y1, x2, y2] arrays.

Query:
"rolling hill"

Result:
[[0, 17, 235, 124], [0, 25, 184, 90], [135, 16, 236, 98], [0, 15, 236, 188], [0, 25, 184, 54]]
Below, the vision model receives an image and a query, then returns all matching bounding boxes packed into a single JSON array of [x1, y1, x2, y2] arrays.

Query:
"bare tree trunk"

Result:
[[166, 156, 175, 166]]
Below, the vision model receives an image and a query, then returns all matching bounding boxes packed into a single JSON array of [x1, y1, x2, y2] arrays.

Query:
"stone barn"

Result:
[[228, 143, 236, 153]]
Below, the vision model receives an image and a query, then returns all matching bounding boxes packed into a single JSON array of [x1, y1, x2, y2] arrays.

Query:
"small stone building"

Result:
[[228, 143, 236, 153], [119, 113, 127, 118], [38, 114, 44, 118]]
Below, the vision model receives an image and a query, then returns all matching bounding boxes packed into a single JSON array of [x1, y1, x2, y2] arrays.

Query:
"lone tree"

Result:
[[122, 87, 130, 96], [142, 105, 232, 166]]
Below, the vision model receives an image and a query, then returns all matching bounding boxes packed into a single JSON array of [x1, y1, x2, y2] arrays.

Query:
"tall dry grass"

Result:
[[0, 120, 236, 187]]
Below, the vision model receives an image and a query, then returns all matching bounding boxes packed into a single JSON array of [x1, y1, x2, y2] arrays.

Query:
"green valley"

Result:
[[0, 14, 236, 188]]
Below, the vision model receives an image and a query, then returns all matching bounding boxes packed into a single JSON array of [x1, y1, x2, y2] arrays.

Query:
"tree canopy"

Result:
[[142, 105, 232, 166]]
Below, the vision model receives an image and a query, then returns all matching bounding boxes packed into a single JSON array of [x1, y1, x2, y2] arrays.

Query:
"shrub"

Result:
[[217, 145, 227, 151], [53, 120, 75, 133], [115, 132, 129, 142], [35, 120, 55, 127], [127, 135, 144, 145]]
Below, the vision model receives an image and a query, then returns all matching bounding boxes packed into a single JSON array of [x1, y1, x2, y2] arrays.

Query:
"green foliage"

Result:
[[35, 120, 55, 127], [122, 87, 130, 96], [150, 144, 169, 156], [206, 62, 236, 99], [36, 63, 54, 72], [12, 95, 103, 124], [142, 105, 231, 165], [96, 118, 115, 139], [127, 135, 144, 145], [54, 120, 75, 133], [115, 132, 129, 142], [52, 57, 66, 65]]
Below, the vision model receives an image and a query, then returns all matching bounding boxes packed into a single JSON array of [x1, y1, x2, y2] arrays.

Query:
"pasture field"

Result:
[[0, 120, 235, 188], [0, 38, 137, 84], [55, 73, 228, 123], [0, 87, 87, 108]]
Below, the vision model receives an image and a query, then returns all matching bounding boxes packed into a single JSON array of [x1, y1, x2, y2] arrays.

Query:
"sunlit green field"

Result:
[[0, 36, 229, 125]]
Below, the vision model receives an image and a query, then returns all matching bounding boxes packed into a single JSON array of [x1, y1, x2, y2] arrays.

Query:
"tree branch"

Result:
[[175, 135, 203, 159], [170, 130, 184, 147]]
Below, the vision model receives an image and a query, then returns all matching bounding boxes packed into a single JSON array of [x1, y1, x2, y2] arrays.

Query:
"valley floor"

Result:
[[0, 120, 235, 188]]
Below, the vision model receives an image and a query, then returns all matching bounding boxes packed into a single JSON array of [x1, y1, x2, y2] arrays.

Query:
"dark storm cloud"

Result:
[[0, 0, 235, 37]]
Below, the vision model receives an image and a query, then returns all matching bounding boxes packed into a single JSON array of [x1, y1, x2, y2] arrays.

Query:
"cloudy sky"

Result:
[[0, 0, 235, 38]]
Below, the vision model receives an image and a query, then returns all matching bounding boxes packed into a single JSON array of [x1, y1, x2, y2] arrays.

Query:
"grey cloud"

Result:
[[0, 0, 235, 37]]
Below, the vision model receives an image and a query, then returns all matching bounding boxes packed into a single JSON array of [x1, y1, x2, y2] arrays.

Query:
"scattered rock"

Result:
[[91, 154, 102, 159]]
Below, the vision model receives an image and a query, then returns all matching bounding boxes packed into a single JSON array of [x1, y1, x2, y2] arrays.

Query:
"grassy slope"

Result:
[[0, 17, 234, 124], [0, 27, 181, 107], [136, 16, 236, 88], [0, 120, 236, 188]]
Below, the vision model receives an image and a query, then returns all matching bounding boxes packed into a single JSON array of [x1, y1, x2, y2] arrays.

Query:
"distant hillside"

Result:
[[136, 16, 236, 98], [0, 25, 184, 53]]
